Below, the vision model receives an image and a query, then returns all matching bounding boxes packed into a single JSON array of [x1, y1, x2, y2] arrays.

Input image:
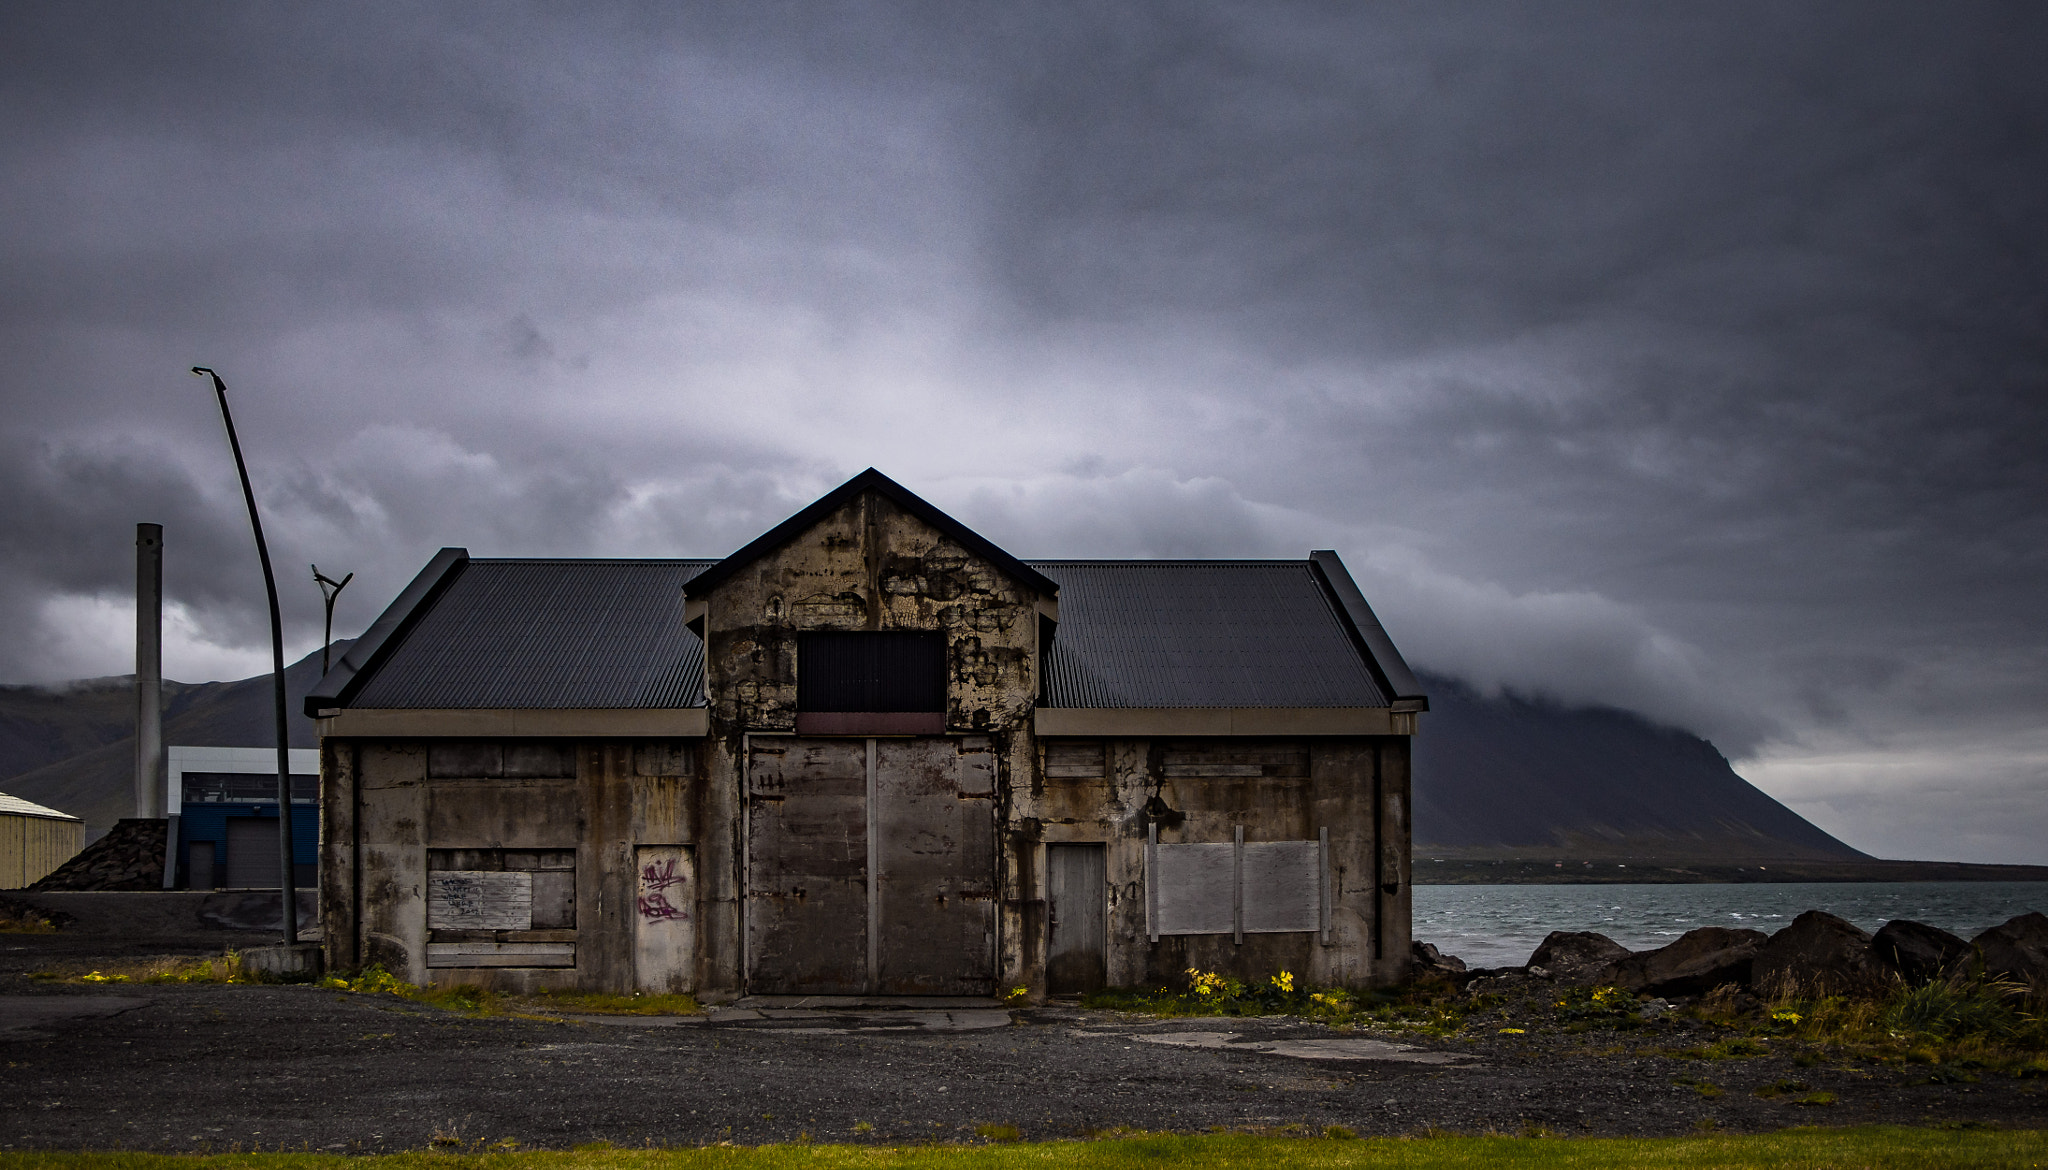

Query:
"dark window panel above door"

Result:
[[797, 631, 946, 712]]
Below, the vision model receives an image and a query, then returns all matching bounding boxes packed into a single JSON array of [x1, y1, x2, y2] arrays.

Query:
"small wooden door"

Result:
[[1046, 842, 1107, 994], [633, 845, 695, 992]]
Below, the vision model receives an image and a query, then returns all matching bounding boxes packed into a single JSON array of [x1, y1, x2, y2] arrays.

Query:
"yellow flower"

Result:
[[1499, 1027, 1525, 1034]]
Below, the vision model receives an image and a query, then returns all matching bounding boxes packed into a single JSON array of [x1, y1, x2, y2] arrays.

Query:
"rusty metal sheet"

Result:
[[745, 740, 869, 994], [427, 871, 532, 931], [1046, 843, 1107, 994], [1149, 843, 1235, 936], [872, 738, 995, 995], [1241, 841, 1320, 933], [633, 844, 695, 992]]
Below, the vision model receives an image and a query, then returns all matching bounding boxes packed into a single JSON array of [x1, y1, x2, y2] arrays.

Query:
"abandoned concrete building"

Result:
[[307, 469, 1427, 1000]]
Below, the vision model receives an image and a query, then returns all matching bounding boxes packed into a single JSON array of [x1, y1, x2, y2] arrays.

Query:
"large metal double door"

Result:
[[745, 737, 995, 995]]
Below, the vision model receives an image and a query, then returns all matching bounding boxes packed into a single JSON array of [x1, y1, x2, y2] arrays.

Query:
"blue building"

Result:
[[168, 746, 319, 889]]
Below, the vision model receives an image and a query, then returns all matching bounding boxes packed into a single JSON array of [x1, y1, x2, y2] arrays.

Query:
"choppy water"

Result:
[[1413, 881, 2048, 970]]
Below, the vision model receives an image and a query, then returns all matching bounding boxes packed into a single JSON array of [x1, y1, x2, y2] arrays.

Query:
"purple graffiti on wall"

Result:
[[638, 858, 689, 922]]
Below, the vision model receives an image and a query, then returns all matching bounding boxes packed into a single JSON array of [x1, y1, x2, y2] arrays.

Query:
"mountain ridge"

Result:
[[0, 655, 1880, 869]]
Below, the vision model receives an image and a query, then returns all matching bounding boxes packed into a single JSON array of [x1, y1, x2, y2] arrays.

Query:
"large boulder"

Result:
[[1528, 931, 1633, 984], [1606, 927, 1767, 997], [1873, 919, 1970, 984], [1752, 910, 1890, 995], [1968, 912, 2048, 986], [1411, 941, 1468, 978]]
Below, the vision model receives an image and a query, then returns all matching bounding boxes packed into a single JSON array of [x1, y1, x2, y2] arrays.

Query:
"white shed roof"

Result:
[[0, 791, 81, 822]]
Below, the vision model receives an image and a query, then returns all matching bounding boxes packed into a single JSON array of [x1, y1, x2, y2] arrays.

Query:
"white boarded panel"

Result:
[[427, 942, 574, 968], [428, 871, 532, 931], [1242, 841, 1320, 934], [1151, 843, 1235, 936]]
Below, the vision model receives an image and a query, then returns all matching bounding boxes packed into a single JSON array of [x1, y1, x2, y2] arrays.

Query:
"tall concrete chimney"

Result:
[[135, 522, 164, 820]]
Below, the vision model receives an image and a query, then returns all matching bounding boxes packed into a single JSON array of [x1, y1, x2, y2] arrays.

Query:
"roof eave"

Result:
[[1308, 550, 1428, 710]]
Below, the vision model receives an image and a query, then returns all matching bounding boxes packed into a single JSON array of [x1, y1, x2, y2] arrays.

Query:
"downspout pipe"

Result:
[[192, 368, 297, 946]]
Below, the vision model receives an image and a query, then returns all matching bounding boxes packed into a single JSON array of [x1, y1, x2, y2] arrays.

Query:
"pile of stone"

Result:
[[1418, 909, 2048, 998], [28, 818, 170, 891]]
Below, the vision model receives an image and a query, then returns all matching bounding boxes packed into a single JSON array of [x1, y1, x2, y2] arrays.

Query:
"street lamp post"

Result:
[[191, 367, 297, 947]]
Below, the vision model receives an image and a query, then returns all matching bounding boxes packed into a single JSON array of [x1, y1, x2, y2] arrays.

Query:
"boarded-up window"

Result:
[[1146, 829, 1328, 941], [427, 742, 576, 779], [429, 871, 532, 930], [1042, 740, 1105, 779], [1242, 842, 1321, 933], [426, 848, 576, 967], [797, 631, 945, 712], [1149, 843, 1234, 935]]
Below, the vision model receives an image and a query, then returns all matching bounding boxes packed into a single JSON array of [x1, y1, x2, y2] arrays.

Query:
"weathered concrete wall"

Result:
[[1007, 736, 1413, 995], [321, 737, 725, 996], [698, 491, 1046, 734], [695, 486, 1049, 998]]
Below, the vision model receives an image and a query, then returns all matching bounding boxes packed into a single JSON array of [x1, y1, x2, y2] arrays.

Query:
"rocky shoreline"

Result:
[[1414, 908, 2048, 998]]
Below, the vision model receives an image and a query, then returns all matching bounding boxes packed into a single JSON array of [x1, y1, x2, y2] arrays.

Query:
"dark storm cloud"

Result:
[[1, 3, 2044, 858], [957, 3, 2048, 748]]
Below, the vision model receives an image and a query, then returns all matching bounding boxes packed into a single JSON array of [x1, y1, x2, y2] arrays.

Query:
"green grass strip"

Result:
[[5, 1128, 2045, 1170]]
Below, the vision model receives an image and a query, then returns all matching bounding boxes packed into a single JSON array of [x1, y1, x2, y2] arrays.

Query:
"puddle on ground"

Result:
[[1132, 1030, 1475, 1064]]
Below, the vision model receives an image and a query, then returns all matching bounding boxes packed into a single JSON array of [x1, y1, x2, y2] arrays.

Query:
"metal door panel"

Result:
[[873, 738, 995, 995], [224, 817, 278, 889], [1046, 843, 1107, 994], [746, 740, 869, 994]]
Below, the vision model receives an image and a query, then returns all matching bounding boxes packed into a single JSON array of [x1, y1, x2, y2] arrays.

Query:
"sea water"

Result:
[[1413, 881, 2048, 970]]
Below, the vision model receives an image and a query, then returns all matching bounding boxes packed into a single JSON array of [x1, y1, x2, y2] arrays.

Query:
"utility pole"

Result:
[[191, 367, 297, 946], [313, 566, 352, 676]]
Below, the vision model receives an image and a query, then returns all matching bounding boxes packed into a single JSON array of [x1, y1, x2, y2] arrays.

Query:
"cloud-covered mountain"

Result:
[[1411, 672, 1861, 862]]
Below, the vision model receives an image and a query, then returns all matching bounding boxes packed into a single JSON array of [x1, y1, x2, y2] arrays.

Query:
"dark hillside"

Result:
[[1411, 671, 1863, 861], [0, 645, 342, 833]]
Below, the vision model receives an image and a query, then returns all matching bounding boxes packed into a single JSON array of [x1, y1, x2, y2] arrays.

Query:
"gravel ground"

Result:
[[2, 916, 2043, 1151]]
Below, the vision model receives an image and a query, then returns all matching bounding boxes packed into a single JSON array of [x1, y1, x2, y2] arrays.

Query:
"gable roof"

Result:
[[317, 549, 1424, 714], [308, 558, 713, 714], [681, 468, 1059, 599], [1032, 561, 1396, 708]]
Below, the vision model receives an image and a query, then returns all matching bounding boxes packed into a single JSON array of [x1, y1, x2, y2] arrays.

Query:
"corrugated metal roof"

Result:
[[1028, 561, 1390, 708], [345, 557, 1399, 711], [0, 791, 80, 821], [350, 559, 712, 709]]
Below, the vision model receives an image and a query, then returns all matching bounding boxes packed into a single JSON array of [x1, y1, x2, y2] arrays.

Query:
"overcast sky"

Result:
[[4, 3, 2044, 862]]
